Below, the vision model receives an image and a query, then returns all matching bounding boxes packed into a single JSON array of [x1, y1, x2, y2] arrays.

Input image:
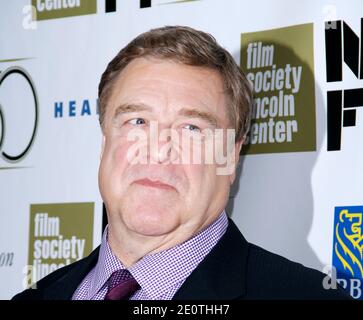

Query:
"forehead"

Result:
[[107, 57, 228, 119]]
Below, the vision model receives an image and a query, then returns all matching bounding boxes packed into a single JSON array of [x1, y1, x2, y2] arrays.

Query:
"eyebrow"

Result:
[[178, 108, 219, 128], [113, 103, 219, 128], [113, 103, 151, 118]]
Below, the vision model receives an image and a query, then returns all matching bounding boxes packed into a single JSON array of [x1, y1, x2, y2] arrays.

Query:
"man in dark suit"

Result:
[[13, 26, 349, 300]]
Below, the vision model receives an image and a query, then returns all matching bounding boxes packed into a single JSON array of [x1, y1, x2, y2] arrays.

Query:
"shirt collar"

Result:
[[89, 211, 228, 299], [89, 227, 126, 297]]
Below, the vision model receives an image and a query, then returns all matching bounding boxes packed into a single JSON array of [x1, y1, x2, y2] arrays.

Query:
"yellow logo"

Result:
[[334, 209, 363, 278], [31, 0, 97, 20], [26, 202, 94, 286]]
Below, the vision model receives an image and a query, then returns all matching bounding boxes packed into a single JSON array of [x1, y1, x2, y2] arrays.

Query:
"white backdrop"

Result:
[[1, 0, 362, 299]]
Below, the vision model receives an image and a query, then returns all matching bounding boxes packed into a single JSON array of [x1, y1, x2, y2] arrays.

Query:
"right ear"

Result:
[[100, 135, 106, 160]]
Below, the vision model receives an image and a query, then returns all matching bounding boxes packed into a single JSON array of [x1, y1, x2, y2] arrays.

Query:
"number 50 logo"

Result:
[[0, 66, 38, 163]]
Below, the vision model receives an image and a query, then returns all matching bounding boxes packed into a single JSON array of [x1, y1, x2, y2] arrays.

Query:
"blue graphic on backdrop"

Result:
[[332, 206, 363, 299]]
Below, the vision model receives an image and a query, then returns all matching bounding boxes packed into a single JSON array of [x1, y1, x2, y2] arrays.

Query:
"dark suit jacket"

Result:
[[12, 219, 350, 300]]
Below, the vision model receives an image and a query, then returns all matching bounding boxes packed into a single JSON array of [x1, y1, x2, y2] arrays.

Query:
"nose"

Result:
[[149, 122, 178, 164]]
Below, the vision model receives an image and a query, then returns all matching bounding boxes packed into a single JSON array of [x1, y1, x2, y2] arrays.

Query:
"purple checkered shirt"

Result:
[[72, 211, 228, 300]]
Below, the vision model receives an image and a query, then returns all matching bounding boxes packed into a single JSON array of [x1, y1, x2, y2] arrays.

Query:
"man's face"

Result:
[[99, 57, 241, 240]]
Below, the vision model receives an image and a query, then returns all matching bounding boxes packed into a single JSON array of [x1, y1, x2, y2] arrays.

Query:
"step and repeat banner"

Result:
[[0, 0, 362, 299]]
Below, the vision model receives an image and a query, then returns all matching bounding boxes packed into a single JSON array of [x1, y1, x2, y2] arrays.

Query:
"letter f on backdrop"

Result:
[[325, 18, 363, 151]]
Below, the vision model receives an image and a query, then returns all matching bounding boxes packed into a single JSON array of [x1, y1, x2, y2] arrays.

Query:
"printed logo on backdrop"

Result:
[[140, 0, 200, 8], [54, 98, 99, 119], [0, 252, 14, 268], [332, 206, 363, 299], [26, 202, 94, 287], [0, 60, 38, 168], [31, 0, 97, 20], [240, 23, 316, 155], [325, 18, 363, 151]]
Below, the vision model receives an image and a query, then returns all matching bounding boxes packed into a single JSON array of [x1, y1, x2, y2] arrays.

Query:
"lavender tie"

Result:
[[104, 270, 140, 300]]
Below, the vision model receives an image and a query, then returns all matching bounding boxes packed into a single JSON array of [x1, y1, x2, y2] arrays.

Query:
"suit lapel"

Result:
[[43, 247, 100, 300], [173, 219, 249, 300]]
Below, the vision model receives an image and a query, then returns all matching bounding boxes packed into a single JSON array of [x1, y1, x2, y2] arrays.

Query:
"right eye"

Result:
[[127, 118, 146, 126]]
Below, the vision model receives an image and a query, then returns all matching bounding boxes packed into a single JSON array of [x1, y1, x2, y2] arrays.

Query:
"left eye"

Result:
[[128, 118, 146, 125], [183, 124, 201, 132]]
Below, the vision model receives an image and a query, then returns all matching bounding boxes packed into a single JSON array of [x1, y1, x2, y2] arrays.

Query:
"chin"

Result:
[[125, 207, 179, 237]]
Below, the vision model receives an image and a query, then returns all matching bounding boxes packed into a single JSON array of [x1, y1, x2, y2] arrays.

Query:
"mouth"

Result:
[[133, 178, 175, 191]]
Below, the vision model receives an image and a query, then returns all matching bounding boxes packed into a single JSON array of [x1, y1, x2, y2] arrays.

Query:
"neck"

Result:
[[107, 218, 216, 268]]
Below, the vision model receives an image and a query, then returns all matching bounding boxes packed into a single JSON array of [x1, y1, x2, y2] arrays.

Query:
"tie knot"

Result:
[[105, 270, 140, 300]]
